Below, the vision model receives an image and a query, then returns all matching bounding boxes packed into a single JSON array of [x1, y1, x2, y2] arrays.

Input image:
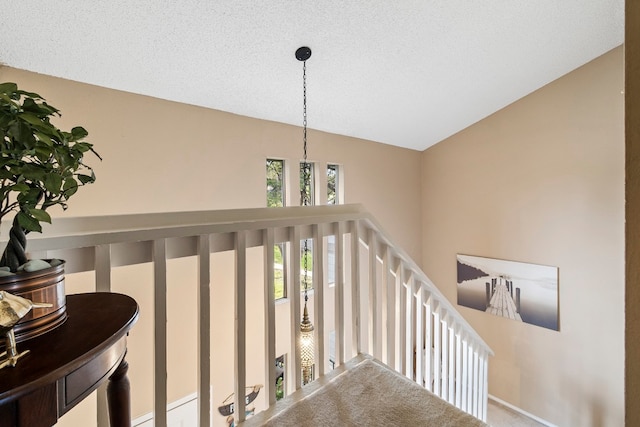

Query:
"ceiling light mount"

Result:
[[295, 46, 312, 62]]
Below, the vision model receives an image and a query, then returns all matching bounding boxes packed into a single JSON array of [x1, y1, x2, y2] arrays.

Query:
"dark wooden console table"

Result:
[[0, 292, 139, 427]]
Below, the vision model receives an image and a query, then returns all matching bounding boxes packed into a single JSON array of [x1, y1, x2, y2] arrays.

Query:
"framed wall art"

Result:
[[457, 254, 559, 331]]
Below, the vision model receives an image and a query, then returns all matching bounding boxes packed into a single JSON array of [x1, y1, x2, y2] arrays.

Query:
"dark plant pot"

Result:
[[0, 260, 67, 345]]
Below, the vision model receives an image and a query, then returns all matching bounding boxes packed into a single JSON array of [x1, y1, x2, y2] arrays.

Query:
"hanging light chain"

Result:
[[303, 60, 307, 165], [301, 59, 310, 208], [296, 46, 314, 385], [302, 59, 310, 301]]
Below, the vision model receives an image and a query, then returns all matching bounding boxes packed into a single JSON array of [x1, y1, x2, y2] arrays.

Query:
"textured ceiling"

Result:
[[0, 1, 625, 151]]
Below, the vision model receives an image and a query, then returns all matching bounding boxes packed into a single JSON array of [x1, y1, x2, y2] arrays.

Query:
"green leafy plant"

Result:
[[275, 376, 284, 400], [0, 82, 100, 272]]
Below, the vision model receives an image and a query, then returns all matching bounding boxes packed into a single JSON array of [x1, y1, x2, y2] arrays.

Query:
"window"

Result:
[[300, 161, 315, 291], [300, 162, 314, 206], [267, 159, 286, 299], [266, 160, 343, 296], [274, 243, 286, 299], [326, 164, 341, 285], [266, 159, 285, 207], [301, 239, 313, 291], [327, 164, 338, 205]]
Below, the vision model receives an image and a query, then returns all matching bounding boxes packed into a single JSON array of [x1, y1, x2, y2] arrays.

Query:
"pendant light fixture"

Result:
[[296, 46, 314, 386]]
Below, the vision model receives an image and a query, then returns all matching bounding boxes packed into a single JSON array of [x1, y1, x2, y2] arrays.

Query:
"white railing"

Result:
[[12, 204, 492, 426]]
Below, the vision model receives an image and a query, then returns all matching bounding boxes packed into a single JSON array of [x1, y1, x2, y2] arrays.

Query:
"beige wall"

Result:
[[2, 42, 631, 426], [0, 67, 423, 261], [421, 47, 624, 426], [0, 66, 423, 425]]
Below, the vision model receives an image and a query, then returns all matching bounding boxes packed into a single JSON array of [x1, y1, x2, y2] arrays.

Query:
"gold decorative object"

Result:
[[0, 291, 52, 369], [300, 305, 315, 385]]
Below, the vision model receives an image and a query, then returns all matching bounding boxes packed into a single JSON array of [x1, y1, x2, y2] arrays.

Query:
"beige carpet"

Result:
[[244, 356, 487, 427]]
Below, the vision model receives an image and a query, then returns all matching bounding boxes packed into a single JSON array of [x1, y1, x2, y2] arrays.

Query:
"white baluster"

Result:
[[472, 346, 480, 418], [461, 335, 468, 412], [415, 284, 424, 386], [153, 238, 168, 427], [234, 231, 247, 423], [424, 290, 432, 390], [335, 222, 345, 366], [441, 313, 449, 400], [455, 331, 462, 408], [406, 272, 415, 380], [466, 341, 474, 414], [384, 248, 394, 367], [481, 350, 489, 422], [313, 224, 325, 378], [433, 302, 441, 396], [368, 228, 377, 358], [95, 244, 111, 427], [399, 266, 407, 376], [198, 235, 212, 427], [95, 244, 112, 292], [478, 350, 486, 421], [290, 226, 302, 390], [263, 229, 276, 406], [350, 220, 361, 355], [448, 322, 456, 405]]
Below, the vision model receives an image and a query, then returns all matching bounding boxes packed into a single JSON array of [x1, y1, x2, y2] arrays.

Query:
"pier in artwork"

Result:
[[485, 276, 522, 321]]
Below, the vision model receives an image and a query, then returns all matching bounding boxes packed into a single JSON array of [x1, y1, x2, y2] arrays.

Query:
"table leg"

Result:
[[107, 356, 131, 427]]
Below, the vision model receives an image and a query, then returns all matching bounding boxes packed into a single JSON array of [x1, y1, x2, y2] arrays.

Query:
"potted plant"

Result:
[[0, 81, 100, 341]]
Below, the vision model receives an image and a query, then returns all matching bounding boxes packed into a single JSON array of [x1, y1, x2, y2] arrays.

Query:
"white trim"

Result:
[[275, 296, 290, 306], [488, 395, 557, 427], [132, 392, 199, 426]]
